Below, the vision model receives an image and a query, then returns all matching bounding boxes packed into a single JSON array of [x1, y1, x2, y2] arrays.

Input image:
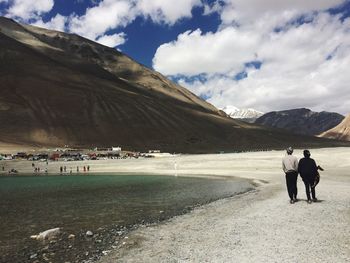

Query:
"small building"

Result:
[[50, 153, 60, 161], [112, 147, 122, 152]]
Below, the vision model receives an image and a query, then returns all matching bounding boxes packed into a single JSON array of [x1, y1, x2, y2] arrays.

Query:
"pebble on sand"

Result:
[[30, 228, 61, 241]]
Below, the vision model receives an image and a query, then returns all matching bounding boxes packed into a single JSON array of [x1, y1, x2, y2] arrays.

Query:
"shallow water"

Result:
[[0, 174, 253, 263]]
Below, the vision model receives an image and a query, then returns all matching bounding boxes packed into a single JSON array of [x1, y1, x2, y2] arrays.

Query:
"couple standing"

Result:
[[282, 147, 320, 204]]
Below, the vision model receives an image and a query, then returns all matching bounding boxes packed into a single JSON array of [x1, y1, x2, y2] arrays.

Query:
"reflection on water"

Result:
[[0, 174, 253, 262]]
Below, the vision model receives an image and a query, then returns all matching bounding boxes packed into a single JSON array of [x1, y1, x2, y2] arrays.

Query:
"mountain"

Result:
[[0, 17, 347, 153], [319, 114, 350, 141], [255, 108, 344, 136], [221, 106, 264, 123]]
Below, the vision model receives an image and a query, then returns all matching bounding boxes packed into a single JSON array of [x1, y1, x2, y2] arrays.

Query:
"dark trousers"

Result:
[[303, 180, 316, 200], [285, 171, 298, 200]]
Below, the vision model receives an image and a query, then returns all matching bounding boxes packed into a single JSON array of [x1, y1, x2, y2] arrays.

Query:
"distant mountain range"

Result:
[[255, 108, 344, 136], [221, 106, 264, 123], [319, 114, 350, 141]]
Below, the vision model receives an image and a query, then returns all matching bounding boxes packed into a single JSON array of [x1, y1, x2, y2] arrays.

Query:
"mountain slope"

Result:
[[0, 17, 347, 152], [319, 114, 350, 141], [255, 108, 344, 136]]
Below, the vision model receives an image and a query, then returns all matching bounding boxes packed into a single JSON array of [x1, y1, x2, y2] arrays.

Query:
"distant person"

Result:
[[60, 166, 63, 173], [64, 166, 66, 173], [282, 147, 299, 204], [77, 166, 79, 173], [87, 165, 90, 172], [298, 150, 320, 204], [83, 166, 86, 172]]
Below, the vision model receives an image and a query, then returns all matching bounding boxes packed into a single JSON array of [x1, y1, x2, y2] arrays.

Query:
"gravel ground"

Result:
[[98, 150, 350, 263]]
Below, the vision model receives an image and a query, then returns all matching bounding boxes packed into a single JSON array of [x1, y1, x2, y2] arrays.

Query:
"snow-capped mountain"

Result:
[[221, 106, 264, 122]]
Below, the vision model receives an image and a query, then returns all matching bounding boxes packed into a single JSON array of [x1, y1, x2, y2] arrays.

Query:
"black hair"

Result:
[[303, 149, 311, 158]]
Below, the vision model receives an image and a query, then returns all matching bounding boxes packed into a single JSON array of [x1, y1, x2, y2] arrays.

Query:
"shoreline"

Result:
[[1, 174, 255, 263], [1, 147, 350, 262], [99, 177, 350, 263], [94, 148, 350, 263]]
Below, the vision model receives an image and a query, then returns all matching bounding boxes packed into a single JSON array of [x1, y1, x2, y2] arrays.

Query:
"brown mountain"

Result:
[[0, 17, 347, 153], [319, 114, 350, 141], [255, 108, 344, 136]]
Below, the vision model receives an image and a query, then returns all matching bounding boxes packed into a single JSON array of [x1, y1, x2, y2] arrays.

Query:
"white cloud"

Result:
[[68, 0, 136, 41], [220, 0, 346, 26], [32, 14, 67, 32], [153, 27, 259, 76], [6, 0, 54, 20], [154, 2, 350, 115], [65, 0, 203, 49], [96, 32, 126, 47], [136, 0, 201, 24]]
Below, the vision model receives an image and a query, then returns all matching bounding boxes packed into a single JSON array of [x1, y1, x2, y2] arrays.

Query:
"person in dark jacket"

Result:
[[298, 150, 318, 203]]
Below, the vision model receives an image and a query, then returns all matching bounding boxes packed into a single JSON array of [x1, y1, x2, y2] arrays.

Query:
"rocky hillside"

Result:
[[319, 114, 350, 141], [0, 17, 347, 152], [255, 108, 344, 136]]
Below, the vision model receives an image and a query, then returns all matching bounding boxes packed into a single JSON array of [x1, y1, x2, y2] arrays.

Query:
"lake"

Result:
[[0, 174, 253, 263]]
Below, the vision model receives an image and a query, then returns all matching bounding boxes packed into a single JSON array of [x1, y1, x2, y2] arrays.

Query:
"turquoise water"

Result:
[[0, 174, 253, 263]]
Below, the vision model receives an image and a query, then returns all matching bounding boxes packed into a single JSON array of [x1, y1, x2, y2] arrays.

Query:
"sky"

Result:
[[1, 0, 350, 115]]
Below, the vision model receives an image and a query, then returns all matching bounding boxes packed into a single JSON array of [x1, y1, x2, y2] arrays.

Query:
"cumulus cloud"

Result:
[[68, 0, 135, 41], [153, 1, 350, 114], [6, 0, 54, 20], [32, 14, 67, 32], [66, 0, 202, 48], [153, 27, 259, 76], [220, 0, 346, 26], [96, 32, 127, 47], [136, 0, 201, 24]]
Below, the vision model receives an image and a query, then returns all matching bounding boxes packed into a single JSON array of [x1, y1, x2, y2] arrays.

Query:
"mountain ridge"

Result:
[[0, 17, 348, 152], [255, 108, 344, 136]]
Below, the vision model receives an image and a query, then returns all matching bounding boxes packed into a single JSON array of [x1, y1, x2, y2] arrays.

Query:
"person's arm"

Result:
[[312, 159, 318, 175], [294, 158, 299, 172]]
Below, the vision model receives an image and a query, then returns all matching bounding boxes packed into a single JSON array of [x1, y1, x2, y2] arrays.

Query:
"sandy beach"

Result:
[[90, 147, 350, 263], [1, 147, 350, 262]]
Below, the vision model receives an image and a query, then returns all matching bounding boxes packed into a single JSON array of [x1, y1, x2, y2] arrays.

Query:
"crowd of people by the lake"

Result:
[[282, 147, 323, 204], [0, 162, 92, 175]]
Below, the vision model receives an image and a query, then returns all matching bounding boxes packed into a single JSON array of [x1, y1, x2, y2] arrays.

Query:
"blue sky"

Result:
[[1, 0, 350, 114]]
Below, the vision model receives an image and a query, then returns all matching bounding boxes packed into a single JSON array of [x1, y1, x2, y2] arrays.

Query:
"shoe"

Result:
[[307, 200, 312, 204], [312, 198, 318, 202], [294, 198, 298, 202], [290, 199, 295, 204]]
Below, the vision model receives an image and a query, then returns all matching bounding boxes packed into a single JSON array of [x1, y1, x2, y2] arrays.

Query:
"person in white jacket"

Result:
[[282, 147, 299, 204]]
